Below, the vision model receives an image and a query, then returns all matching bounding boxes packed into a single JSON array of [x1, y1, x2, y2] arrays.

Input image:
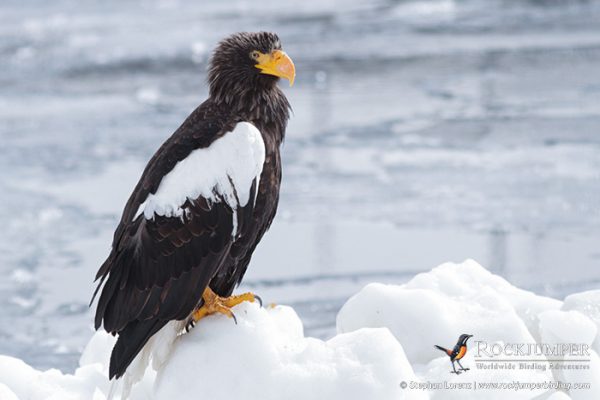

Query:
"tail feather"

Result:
[[434, 344, 449, 353], [109, 319, 167, 379], [106, 379, 119, 400]]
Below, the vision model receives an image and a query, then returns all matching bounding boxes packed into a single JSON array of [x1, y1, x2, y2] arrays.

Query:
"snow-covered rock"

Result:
[[0, 259, 598, 399]]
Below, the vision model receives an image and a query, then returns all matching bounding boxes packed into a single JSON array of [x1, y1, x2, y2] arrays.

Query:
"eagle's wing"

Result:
[[92, 103, 265, 378]]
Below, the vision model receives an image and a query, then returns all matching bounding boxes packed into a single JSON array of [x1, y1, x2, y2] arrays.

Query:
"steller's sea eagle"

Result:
[[91, 32, 295, 383]]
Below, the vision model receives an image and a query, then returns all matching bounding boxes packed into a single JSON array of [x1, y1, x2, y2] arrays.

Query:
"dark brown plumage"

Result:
[[92, 32, 292, 380]]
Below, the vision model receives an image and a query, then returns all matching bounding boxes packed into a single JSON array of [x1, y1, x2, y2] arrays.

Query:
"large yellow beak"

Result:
[[255, 50, 296, 87]]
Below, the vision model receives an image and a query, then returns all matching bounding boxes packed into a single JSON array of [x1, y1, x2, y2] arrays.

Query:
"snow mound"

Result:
[[538, 310, 600, 400], [337, 259, 561, 365], [0, 304, 419, 400], [337, 259, 600, 399], [155, 303, 420, 400], [1, 259, 598, 400], [0, 354, 108, 400], [562, 290, 600, 354]]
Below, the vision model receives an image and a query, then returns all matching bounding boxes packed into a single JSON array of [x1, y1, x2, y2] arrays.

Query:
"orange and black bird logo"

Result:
[[434, 334, 473, 374]]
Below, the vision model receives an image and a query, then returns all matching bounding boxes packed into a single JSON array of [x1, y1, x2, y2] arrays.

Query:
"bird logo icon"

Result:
[[434, 334, 473, 374]]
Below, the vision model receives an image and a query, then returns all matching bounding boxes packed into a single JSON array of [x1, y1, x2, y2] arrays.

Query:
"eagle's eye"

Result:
[[250, 51, 261, 61]]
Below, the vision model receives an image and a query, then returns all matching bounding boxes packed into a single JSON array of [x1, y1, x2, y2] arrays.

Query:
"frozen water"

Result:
[[0, 0, 599, 372]]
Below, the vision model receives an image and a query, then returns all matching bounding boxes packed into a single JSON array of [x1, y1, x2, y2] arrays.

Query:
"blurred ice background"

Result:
[[1, 0, 599, 372]]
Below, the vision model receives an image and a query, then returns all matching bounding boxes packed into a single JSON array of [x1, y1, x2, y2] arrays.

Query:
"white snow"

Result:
[[154, 304, 420, 400], [337, 260, 599, 399], [135, 122, 265, 235], [563, 291, 600, 354], [1, 260, 599, 399], [337, 259, 561, 365], [538, 310, 598, 348], [0, 305, 420, 400], [538, 310, 600, 400]]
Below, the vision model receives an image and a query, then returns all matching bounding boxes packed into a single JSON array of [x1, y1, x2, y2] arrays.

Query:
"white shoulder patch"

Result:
[[135, 122, 265, 235]]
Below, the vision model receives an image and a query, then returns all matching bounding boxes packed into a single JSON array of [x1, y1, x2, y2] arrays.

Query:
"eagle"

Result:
[[92, 32, 295, 382]]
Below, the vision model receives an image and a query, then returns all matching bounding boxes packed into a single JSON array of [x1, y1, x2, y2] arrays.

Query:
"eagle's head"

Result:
[[208, 32, 295, 103]]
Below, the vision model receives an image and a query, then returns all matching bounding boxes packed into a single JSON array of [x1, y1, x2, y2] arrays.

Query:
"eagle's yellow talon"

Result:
[[191, 287, 259, 324], [222, 291, 257, 308]]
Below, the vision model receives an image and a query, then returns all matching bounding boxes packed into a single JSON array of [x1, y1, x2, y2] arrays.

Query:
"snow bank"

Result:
[[538, 309, 600, 400], [0, 354, 108, 400], [337, 260, 600, 400], [155, 303, 420, 400], [0, 304, 420, 400], [562, 291, 600, 354], [0, 259, 598, 400], [337, 259, 561, 365]]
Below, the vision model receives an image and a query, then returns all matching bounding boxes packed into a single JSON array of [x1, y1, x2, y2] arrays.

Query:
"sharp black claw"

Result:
[[254, 295, 263, 307], [185, 320, 195, 333], [231, 312, 238, 325]]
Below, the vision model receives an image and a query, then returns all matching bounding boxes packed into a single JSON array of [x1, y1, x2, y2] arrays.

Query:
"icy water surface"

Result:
[[1, 0, 600, 372]]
